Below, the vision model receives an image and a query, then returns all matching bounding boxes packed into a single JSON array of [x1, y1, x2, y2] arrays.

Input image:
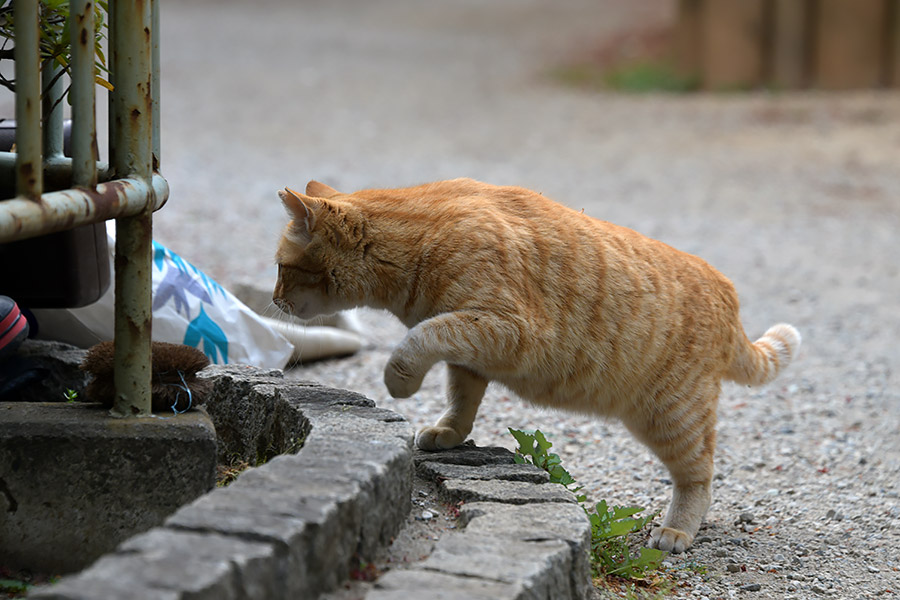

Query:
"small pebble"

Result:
[[740, 583, 761, 592], [739, 512, 754, 524], [419, 509, 435, 521], [727, 564, 742, 573]]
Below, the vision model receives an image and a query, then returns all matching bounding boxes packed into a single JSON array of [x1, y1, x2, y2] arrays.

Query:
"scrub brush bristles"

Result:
[[81, 341, 213, 413]]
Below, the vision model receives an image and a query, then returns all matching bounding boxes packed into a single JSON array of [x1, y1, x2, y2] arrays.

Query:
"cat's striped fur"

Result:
[[273, 178, 801, 553]]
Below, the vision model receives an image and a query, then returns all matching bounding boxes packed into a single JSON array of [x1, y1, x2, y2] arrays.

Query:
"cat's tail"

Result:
[[726, 323, 801, 386]]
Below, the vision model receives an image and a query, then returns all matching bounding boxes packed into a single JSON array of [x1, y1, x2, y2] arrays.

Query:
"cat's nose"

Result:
[[273, 297, 292, 314]]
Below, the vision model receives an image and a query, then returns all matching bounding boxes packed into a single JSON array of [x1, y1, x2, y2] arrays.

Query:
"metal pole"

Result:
[[0, 173, 168, 242], [13, 0, 42, 200], [111, 0, 154, 417], [70, 0, 98, 189], [151, 0, 160, 166], [41, 60, 64, 162]]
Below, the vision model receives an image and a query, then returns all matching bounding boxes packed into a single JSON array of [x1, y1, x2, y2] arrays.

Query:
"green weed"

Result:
[[587, 500, 664, 579], [509, 428, 669, 585], [63, 389, 78, 403], [549, 60, 697, 94], [603, 61, 697, 93], [508, 428, 586, 502], [0, 578, 30, 595]]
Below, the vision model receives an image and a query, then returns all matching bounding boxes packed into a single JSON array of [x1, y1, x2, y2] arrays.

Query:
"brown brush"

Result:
[[80, 341, 213, 413]]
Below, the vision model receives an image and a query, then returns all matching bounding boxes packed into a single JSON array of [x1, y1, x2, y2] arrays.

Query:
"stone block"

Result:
[[420, 532, 576, 600], [279, 380, 376, 408], [458, 501, 593, 599], [414, 443, 516, 466], [368, 569, 522, 600], [307, 413, 413, 447], [440, 478, 576, 505], [166, 486, 332, 599], [166, 429, 413, 599], [0, 340, 88, 403], [30, 529, 278, 600], [28, 580, 180, 600], [199, 367, 309, 465], [459, 501, 591, 547], [0, 402, 216, 573], [417, 460, 550, 484], [254, 441, 413, 555]]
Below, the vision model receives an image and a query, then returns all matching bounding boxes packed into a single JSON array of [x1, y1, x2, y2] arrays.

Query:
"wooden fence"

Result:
[[676, 0, 900, 89]]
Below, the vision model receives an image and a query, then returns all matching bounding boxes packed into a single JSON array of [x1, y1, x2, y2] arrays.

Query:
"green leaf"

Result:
[[94, 75, 113, 91], [0, 579, 30, 593], [508, 427, 534, 451], [605, 518, 639, 538], [533, 429, 553, 453], [611, 505, 645, 521]]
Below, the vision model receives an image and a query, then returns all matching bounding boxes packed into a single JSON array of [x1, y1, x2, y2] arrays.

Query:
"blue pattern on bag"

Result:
[[183, 305, 229, 365], [151, 241, 231, 364]]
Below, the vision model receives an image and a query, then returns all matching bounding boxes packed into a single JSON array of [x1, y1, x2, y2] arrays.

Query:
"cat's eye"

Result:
[[279, 264, 324, 287]]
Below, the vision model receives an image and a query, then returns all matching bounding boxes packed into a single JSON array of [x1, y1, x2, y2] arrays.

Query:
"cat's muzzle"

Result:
[[273, 297, 293, 315]]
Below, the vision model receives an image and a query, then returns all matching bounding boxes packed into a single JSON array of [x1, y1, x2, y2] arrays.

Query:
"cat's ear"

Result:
[[278, 187, 318, 244], [306, 180, 341, 199]]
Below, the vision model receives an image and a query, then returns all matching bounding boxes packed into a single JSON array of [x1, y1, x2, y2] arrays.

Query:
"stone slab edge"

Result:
[[29, 365, 414, 600], [368, 446, 593, 600], [28, 365, 592, 600]]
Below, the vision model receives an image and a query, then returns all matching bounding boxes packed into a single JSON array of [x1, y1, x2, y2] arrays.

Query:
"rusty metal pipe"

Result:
[[0, 174, 168, 243], [13, 0, 42, 199], [42, 60, 65, 161], [110, 0, 155, 417], [70, 0, 99, 189], [0, 152, 113, 193], [152, 0, 161, 164]]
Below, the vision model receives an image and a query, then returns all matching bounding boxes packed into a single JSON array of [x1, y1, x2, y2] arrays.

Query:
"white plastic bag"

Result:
[[33, 224, 295, 369]]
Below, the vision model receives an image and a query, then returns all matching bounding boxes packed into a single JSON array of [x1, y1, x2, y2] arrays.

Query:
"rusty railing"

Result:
[[0, 0, 167, 416]]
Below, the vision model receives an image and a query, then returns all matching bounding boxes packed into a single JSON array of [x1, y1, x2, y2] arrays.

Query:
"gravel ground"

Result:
[[8, 0, 898, 597]]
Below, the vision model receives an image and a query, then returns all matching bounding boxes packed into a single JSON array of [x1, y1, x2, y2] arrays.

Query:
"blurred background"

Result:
[[2, 0, 898, 438], [143, 0, 899, 362]]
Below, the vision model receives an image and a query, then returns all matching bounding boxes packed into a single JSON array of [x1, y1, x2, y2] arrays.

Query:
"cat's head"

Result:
[[274, 181, 369, 320]]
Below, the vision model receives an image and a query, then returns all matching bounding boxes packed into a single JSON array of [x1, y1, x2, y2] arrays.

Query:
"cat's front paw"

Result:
[[648, 526, 693, 554], [415, 426, 465, 451], [384, 357, 424, 398]]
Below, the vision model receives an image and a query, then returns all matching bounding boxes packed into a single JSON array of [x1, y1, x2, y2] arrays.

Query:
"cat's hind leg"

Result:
[[416, 365, 488, 450], [627, 389, 718, 554]]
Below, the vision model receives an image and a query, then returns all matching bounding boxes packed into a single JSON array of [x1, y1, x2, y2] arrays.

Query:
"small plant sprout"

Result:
[[587, 499, 665, 579], [508, 427, 586, 502], [63, 389, 78, 403], [508, 427, 673, 587]]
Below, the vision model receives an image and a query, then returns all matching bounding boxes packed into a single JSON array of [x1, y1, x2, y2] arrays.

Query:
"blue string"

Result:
[[162, 370, 193, 414]]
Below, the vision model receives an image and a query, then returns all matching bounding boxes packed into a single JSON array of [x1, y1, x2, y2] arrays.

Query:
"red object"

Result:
[[0, 296, 29, 357]]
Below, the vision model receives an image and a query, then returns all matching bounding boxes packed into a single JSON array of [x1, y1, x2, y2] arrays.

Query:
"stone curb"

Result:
[[367, 447, 592, 600], [28, 366, 591, 599], [29, 365, 413, 600]]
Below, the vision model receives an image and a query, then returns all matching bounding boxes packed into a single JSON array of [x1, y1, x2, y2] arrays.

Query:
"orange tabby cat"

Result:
[[273, 178, 800, 553]]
